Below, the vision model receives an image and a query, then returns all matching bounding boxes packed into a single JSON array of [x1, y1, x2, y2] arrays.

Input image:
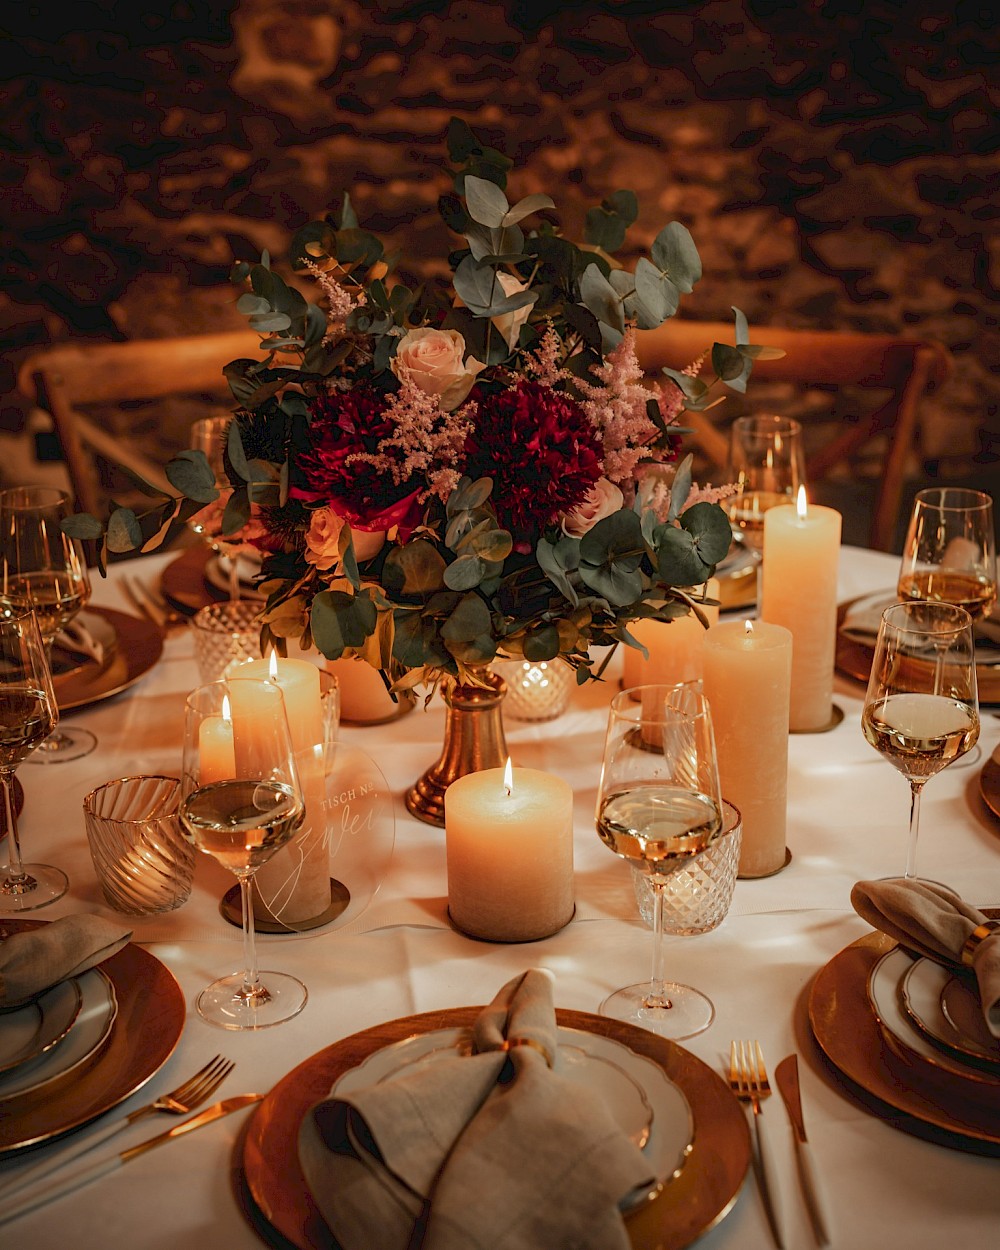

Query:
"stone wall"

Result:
[[3, 1, 997, 499]]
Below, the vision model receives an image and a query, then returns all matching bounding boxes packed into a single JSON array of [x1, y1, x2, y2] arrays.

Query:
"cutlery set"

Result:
[[0, 1056, 254, 1225], [730, 1041, 831, 1247]]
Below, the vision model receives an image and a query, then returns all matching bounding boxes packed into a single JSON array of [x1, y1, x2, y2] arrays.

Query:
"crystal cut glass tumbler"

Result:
[[495, 659, 574, 721], [631, 799, 742, 935], [83, 775, 195, 915], [191, 600, 262, 683]]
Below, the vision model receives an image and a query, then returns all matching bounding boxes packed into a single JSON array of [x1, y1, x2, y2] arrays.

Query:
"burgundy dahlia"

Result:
[[465, 381, 603, 543], [293, 385, 423, 537]]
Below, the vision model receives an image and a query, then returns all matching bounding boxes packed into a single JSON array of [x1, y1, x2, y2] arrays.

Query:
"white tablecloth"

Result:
[[3, 546, 999, 1249]]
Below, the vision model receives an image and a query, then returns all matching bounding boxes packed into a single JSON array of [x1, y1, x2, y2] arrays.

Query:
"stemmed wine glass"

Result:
[[596, 682, 723, 1038], [0, 485, 96, 762], [180, 678, 307, 1028], [861, 601, 979, 880], [725, 414, 806, 557], [0, 607, 65, 908], [897, 487, 996, 623], [188, 415, 242, 602]]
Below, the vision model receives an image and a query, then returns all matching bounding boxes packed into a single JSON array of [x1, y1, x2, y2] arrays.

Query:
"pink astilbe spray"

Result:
[[523, 323, 570, 387], [578, 327, 681, 485], [348, 376, 474, 503], [304, 260, 360, 341], [637, 464, 738, 524]]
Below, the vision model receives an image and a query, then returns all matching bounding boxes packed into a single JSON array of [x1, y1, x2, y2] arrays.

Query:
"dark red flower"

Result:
[[293, 386, 424, 538], [465, 381, 603, 547]]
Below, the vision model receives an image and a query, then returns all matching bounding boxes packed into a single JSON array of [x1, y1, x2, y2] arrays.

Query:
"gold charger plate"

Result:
[[979, 746, 1000, 824], [52, 606, 163, 713], [836, 593, 1000, 703], [160, 545, 226, 615], [808, 933, 1000, 1155], [0, 918, 186, 1153], [240, 1007, 750, 1250]]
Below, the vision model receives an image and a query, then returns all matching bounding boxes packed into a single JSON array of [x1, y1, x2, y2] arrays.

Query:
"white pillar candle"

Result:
[[702, 619, 792, 877], [198, 698, 235, 783], [326, 658, 407, 724], [622, 579, 721, 690], [445, 762, 574, 942], [238, 653, 324, 755], [761, 490, 842, 731]]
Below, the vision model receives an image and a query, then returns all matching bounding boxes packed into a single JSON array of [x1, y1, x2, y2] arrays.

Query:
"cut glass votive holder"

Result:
[[83, 775, 195, 916], [191, 600, 262, 683], [631, 799, 742, 936], [495, 658, 574, 721]]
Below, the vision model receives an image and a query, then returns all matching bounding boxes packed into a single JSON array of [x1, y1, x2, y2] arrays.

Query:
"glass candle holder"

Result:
[[631, 799, 742, 936], [83, 775, 195, 916], [191, 600, 262, 683], [495, 658, 574, 721]]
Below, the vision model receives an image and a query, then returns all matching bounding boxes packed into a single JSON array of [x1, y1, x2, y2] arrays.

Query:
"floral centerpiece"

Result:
[[68, 120, 777, 819]]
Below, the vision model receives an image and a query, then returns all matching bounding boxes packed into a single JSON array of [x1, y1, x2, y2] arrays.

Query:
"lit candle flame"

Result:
[[268, 649, 279, 680], [796, 485, 808, 520], [221, 694, 232, 722], [744, 620, 754, 638], [503, 757, 513, 797]]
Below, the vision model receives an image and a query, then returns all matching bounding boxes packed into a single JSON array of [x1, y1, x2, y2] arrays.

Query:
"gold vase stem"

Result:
[[405, 668, 509, 827]]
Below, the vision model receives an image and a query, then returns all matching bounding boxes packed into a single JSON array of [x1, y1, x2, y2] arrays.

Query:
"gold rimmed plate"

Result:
[[809, 933, 1000, 1154], [0, 919, 186, 1153], [53, 606, 163, 713], [0, 978, 82, 1077], [240, 1007, 750, 1250], [836, 591, 1000, 703], [160, 546, 261, 615]]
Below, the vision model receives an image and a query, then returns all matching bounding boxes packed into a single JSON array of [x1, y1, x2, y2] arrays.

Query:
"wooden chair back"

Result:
[[16, 331, 256, 517], [635, 321, 952, 550]]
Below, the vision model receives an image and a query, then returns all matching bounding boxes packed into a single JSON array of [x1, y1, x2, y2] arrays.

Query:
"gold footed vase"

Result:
[[405, 667, 508, 827]]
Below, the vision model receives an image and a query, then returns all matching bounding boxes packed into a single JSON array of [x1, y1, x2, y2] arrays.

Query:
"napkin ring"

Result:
[[500, 1037, 554, 1068], [961, 920, 1000, 967]]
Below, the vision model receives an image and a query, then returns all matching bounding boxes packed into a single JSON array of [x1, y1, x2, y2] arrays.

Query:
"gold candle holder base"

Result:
[[789, 703, 845, 733], [219, 878, 350, 932], [405, 667, 509, 827]]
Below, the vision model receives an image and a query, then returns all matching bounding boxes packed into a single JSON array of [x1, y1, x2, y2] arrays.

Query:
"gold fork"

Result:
[[0, 1054, 234, 1196], [730, 1041, 786, 1249]]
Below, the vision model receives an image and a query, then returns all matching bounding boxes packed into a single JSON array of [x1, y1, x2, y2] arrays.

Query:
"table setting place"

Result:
[[2, 127, 1000, 1250]]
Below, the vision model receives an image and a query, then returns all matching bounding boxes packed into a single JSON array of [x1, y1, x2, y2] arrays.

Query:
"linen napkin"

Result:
[[852, 878, 1000, 1037], [0, 914, 132, 1009], [53, 619, 105, 666], [299, 969, 655, 1250]]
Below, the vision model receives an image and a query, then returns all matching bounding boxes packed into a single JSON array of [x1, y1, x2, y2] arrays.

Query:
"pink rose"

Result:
[[304, 507, 346, 571], [492, 272, 533, 349], [560, 478, 625, 538], [390, 327, 484, 411]]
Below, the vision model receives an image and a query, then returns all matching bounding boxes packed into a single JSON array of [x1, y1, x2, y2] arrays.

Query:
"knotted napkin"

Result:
[[298, 969, 655, 1250], [0, 914, 131, 1009], [852, 878, 1000, 1037]]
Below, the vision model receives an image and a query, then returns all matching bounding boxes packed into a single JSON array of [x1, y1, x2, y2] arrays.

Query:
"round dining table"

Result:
[[2, 543, 999, 1250]]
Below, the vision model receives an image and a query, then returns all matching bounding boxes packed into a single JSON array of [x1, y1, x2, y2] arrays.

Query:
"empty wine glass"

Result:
[[725, 414, 806, 559], [898, 487, 996, 623], [180, 678, 307, 1028], [596, 682, 723, 1038], [0, 606, 65, 908], [861, 601, 979, 880], [188, 415, 242, 601], [0, 485, 96, 762]]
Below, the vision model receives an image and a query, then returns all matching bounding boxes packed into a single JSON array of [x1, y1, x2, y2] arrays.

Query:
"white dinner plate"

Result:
[[0, 979, 82, 1076], [939, 972, 1000, 1068], [332, 1024, 694, 1209], [204, 553, 264, 596], [868, 949, 1000, 1088], [0, 970, 117, 1102]]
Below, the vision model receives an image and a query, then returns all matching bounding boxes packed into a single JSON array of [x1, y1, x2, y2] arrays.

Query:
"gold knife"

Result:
[[774, 1055, 832, 1246], [0, 1094, 263, 1226]]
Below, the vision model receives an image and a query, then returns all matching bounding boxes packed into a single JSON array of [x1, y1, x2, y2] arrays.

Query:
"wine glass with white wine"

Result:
[[861, 601, 979, 880], [725, 414, 806, 557], [898, 487, 996, 623], [0, 606, 65, 908], [0, 485, 96, 762], [180, 678, 307, 1029], [596, 682, 723, 1038]]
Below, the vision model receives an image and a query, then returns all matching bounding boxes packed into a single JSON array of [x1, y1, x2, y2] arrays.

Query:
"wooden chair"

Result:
[[16, 331, 257, 517], [635, 321, 952, 550]]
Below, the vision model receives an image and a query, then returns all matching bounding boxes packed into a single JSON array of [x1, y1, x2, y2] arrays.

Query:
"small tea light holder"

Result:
[[445, 759, 574, 942], [494, 658, 574, 722]]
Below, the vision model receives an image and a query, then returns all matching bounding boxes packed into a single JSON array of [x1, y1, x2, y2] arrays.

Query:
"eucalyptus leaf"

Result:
[[666, 454, 694, 522], [464, 175, 509, 228], [61, 513, 105, 542], [443, 553, 486, 591], [522, 623, 560, 662], [221, 487, 251, 536], [633, 257, 680, 325], [311, 590, 378, 658], [165, 451, 219, 504], [733, 306, 749, 345], [650, 222, 702, 293], [501, 193, 555, 226], [106, 507, 142, 553], [579, 264, 625, 337], [440, 594, 492, 642]]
